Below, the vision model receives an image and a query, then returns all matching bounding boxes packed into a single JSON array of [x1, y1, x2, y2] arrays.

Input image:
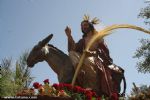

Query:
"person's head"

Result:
[[81, 15, 99, 37], [81, 20, 95, 37]]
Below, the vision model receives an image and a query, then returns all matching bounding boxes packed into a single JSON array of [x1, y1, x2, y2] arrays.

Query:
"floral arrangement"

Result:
[[16, 79, 120, 100]]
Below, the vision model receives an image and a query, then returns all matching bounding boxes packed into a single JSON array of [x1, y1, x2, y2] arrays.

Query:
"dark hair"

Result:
[[81, 20, 95, 37]]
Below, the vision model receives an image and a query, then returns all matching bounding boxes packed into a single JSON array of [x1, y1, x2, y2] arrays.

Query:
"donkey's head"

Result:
[[27, 34, 53, 67]]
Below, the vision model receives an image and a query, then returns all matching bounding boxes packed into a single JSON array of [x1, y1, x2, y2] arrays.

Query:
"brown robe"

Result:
[[71, 38, 114, 96]]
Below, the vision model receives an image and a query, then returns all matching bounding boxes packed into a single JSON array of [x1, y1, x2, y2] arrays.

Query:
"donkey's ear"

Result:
[[39, 34, 53, 48]]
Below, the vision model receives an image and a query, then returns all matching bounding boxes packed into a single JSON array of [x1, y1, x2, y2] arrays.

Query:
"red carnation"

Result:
[[86, 93, 92, 100], [97, 97, 101, 100], [85, 90, 93, 100], [67, 85, 73, 90], [58, 83, 64, 89], [39, 84, 42, 87], [62, 83, 68, 87], [33, 82, 40, 89], [59, 90, 65, 92], [43, 79, 49, 84], [111, 92, 118, 100], [85, 90, 92, 95], [80, 88, 86, 93], [92, 91, 97, 97], [63, 83, 73, 90], [73, 86, 82, 92], [52, 83, 59, 89]]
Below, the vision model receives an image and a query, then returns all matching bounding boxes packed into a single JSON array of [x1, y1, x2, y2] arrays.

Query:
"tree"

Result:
[[15, 51, 33, 89], [128, 83, 150, 100], [0, 51, 34, 97], [133, 1, 150, 73], [133, 39, 150, 73], [0, 58, 14, 96], [138, 1, 150, 26], [128, 2, 150, 100]]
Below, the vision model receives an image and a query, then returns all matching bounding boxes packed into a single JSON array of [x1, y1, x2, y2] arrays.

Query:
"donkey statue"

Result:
[[27, 34, 126, 96], [27, 34, 75, 83]]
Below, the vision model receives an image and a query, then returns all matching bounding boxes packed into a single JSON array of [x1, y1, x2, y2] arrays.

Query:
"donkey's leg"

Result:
[[58, 55, 75, 84]]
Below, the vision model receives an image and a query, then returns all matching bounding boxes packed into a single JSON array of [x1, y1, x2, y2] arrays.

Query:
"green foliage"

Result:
[[15, 51, 33, 88], [128, 83, 150, 100], [0, 51, 34, 97], [72, 93, 86, 100], [128, 1, 150, 99], [0, 58, 15, 96], [133, 39, 150, 73], [138, 2, 150, 26], [134, 1, 150, 73]]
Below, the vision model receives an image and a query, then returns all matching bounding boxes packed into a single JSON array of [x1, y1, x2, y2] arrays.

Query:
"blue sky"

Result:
[[0, 0, 150, 95]]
